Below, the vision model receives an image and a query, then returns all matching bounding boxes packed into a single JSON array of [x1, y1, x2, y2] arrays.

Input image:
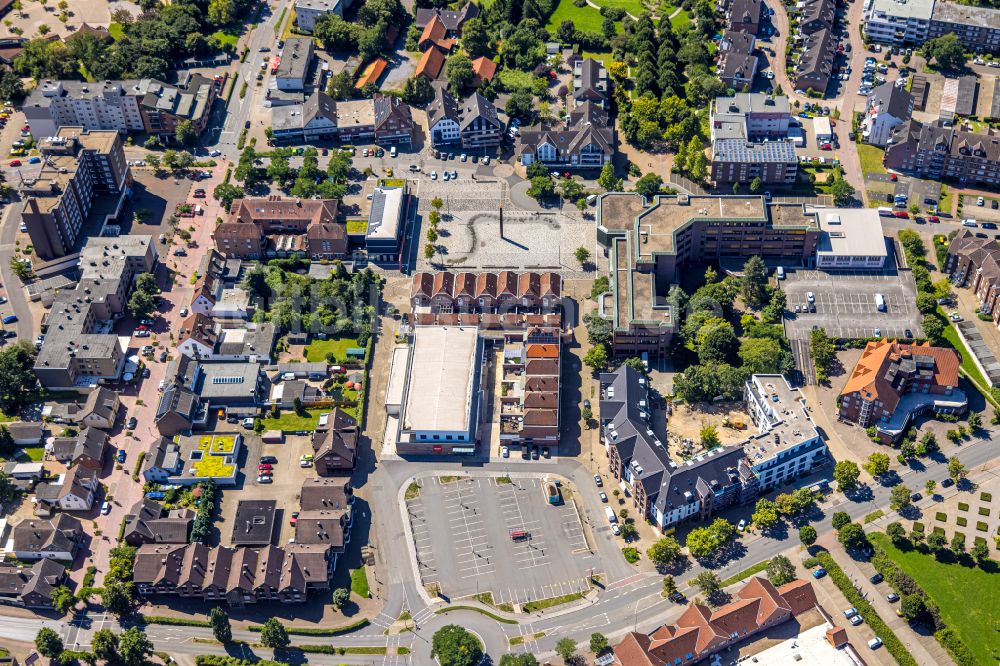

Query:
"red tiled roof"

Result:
[[471, 56, 497, 82], [839, 339, 960, 413], [777, 578, 819, 615], [355, 58, 388, 89], [416, 46, 446, 79]]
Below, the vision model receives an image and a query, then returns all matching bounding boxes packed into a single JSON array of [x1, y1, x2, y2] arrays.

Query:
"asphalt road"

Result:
[[0, 204, 33, 339]]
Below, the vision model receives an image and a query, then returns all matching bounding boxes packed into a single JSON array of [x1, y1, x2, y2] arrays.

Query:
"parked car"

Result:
[[116, 450, 127, 464], [812, 567, 827, 578], [1, 315, 15, 324], [257, 475, 273, 484], [101, 501, 112, 515], [850, 615, 864, 626], [160, 350, 168, 362], [258, 463, 273, 472], [260, 455, 278, 464], [870, 573, 883, 584], [594, 474, 603, 487], [887, 592, 899, 602], [599, 492, 608, 502], [942, 478, 955, 487], [127, 416, 138, 429], [738, 519, 747, 531], [844, 607, 858, 618], [501, 445, 509, 458], [868, 638, 882, 650]]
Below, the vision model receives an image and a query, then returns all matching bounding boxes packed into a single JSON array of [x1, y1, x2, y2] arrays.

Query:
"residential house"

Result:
[[122, 498, 194, 546], [884, 120, 1000, 187], [417, 15, 456, 53], [214, 196, 343, 259], [710, 94, 791, 142], [373, 93, 416, 146], [862, 82, 914, 147], [518, 102, 614, 169], [711, 138, 798, 184], [154, 385, 204, 436], [50, 427, 108, 471], [0, 559, 66, 608], [794, 28, 836, 94], [725, 0, 765, 34], [425, 85, 503, 149], [270, 91, 338, 144], [717, 31, 758, 90], [6, 422, 42, 446], [294, 0, 346, 31], [275, 38, 314, 92], [414, 3, 479, 35], [42, 387, 121, 429], [471, 57, 497, 85], [946, 230, 1000, 328], [411, 271, 562, 312], [6, 515, 84, 561], [573, 58, 609, 108], [311, 408, 358, 475], [798, 0, 835, 34], [142, 437, 183, 482], [838, 339, 966, 442], [231, 500, 277, 546], [35, 466, 99, 513], [415, 46, 447, 80], [307, 222, 349, 260], [426, 85, 461, 146]]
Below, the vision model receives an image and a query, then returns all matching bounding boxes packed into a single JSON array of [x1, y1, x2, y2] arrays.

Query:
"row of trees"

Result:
[[36, 626, 152, 666]]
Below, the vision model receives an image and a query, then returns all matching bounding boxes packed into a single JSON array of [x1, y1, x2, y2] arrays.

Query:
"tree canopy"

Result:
[[432, 625, 483, 666]]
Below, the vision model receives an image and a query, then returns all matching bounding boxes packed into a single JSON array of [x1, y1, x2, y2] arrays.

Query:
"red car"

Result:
[[8, 160, 19, 167], [193, 189, 206, 198], [890, 174, 898, 181], [820, 143, 832, 150], [289, 511, 299, 526], [258, 463, 272, 472], [321, 147, 329, 156], [136, 324, 148, 331], [894, 211, 908, 218], [929, 215, 940, 223], [20, 126, 29, 132]]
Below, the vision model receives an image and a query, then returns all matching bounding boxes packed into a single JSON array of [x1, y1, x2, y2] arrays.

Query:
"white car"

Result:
[[19, 223, 26, 232], [844, 607, 858, 618], [430, 170, 438, 180], [501, 445, 509, 458], [766, 71, 774, 79], [978, 196, 985, 206], [868, 637, 882, 650], [299, 459, 313, 468], [738, 519, 747, 531], [850, 614, 864, 626], [611, 523, 621, 536], [483, 156, 490, 165], [158, 379, 166, 391], [950, 312, 963, 322], [209, 150, 221, 157], [101, 501, 111, 515], [179, 307, 188, 316]]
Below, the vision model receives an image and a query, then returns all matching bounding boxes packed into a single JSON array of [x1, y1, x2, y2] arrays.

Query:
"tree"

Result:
[[555, 19, 576, 44], [499, 655, 539, 666], [753, 498, 780, 529], [213, 183, 244, 211], [766, 555, 796, 586], [863, 452, 891, 478], [332, 587, 350, 609], [207, 0, 235, 25], [799, 525, 817, 546], [129, 272, 160, 321], [598, 162, 620, 192], [119, 627, 153, 666], [210, 606, 232, 643], [924, 479, 937, 496], [260, 618, 290, 649], [505, 89, 534, 122], [432, 625, 483, 666], [446, 53, 474, 94], [461, 17, 489, 58], [698, 323, 738, 364], [922, 314, 945, 345], [832, 511, 851, 531], [968, 411, 982, 430], [741, 255, 768, 308], [871, 512, 900, 541], [829, 176, 856, 206], [970, 540, 990, 563], [590, 633, 609, 654], [424, 244, 437, 260], [920, 431, 939, 455], [574, 246, 592, 265], [838, 523, 868, 551], [922, 33, 965, 70], [267, 155, 293, 184], [749, 176, 762, 193], [738, 337, 789, 374], [646, 536, 683, 568], [700, 424, 720, 449], [527, 175, 554, 201], [927, 531, 947, 551], [834, 460, 861, 491], [686, 518, 736, 559], [663, 575, 678, 597], [35, 628, 62, 658], [91, 629, 119, 662], [948, 456, 967, 483], [174, 118, 196, 146], [693, 571, 721, 595], [890, 484, 912, 511], [634, 172, 663, 198], [102, 580, 136, 618], [583, 344, 609, 371], [0, 342, 38, 420], [560, 177, 584, 201], [950, 532, 965, 554], [900, 594, 926, 621], [51, 585, 75, 614]]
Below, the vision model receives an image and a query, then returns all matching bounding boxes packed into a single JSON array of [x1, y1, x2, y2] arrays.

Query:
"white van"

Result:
[[281, 372, 296, 381], [605, 507, 617, 524], [963, 219, 978, 227], [390, 146, 397, 158], [776, 266, 785, 280], [874, 293, 886, 311]]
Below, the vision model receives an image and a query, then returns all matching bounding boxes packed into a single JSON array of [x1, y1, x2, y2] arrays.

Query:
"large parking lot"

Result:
[[406, 475, 597, 606]]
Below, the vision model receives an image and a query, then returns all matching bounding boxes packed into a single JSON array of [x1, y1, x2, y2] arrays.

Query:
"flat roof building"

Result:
[[231, 500, 277, 546], [812, 207, 887, 269], [397, 326, 482, 454], [275, 38, 314, 91], [365, 185, 406, 262]]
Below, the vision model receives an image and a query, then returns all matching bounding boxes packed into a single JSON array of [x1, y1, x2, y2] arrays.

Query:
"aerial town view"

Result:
[[0, 0, 996, 662]]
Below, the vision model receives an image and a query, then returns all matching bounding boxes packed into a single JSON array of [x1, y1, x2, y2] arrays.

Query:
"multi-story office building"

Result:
[[19, 127, 131, 259]]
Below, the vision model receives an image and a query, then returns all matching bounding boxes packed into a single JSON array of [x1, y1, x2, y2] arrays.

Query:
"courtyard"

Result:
[[405, 475, 598, 607]]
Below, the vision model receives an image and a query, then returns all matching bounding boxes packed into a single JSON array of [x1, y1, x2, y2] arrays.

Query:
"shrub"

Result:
[[935, 512, 947, 522], [980, 492, 993, 502], [976, 521, 988, 532], [956, 517, 967, 527], [935, 628, 977, 666], [912, 521, 925, 532], [622, 547, 640, 564], [958, 502, 970, 511], [978, 507, 990, 516]]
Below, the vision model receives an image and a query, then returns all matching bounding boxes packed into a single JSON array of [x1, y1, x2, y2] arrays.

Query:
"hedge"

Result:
[[294, 646, 386, 655], [247, 618, 369, 635], [132, 451, 146, 482], [195, 657, 286, 666], [815, 551, 918, 666], [935, 628, 976, 666]]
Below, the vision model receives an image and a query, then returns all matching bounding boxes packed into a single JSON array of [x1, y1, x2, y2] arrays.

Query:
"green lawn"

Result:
[[590, 0, 648, 16], [261, 408, 327, 432], [871, 533, 1000, 666], [582, 50, 616, 69], [351, 566, 370, 598], [939, 311, 991, 390], [938, 185, 954, 215], [547, 0, 605, 32], [211, 29, 240, 47], [346, 219, 368, 234], [304, 337, 361, 363], [18, 446, 45, 462], [108, 22, 124, 40], [669, 8, 691, 29], [857, 143, 887, 176]]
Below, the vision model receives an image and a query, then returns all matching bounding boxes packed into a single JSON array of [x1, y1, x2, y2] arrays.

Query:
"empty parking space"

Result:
[[783, 269, 923, 341], [406, 476, 597, 605]]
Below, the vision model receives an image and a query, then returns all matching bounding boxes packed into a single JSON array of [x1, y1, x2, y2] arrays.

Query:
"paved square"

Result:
[[406, 476, 597, 605], [412, 179, 594, 274]]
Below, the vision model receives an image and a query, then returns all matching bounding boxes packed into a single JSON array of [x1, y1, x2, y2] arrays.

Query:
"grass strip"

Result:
[[864, 510, 885, 524], [248, 618, 369, 635], [295, 646, 386, 655], [405, 481, 420, 501], [132, 451, 145, 482], [816, 551, 918, 666], [522, 592, 584, 613], [273, 7, 286, 34], [351, 567, 370, 598], [141, 615, 211, 627], [719, 559, 771, 588], [434, 605, 517, 624]]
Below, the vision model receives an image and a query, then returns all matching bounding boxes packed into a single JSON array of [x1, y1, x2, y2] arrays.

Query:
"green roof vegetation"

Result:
[[191, 456, 235, 479]]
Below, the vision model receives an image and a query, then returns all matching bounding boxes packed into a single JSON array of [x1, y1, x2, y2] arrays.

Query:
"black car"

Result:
[[160, 350, 168, 362], [583, 399, 591, 410], [260, 455, 278, 464], [910, 492, 922, 502], [942, 478, 955, 488], [904, 329, 913, 338], [993, 199, 999, 210], [142, 366, 150, 378], [531, 445, 539, 460], [521, 446, 530, 460], [126, 416, 138, 429], [870, 573, 883, 584], [983, 222, 998, 230], [541, 447, 550, 458]]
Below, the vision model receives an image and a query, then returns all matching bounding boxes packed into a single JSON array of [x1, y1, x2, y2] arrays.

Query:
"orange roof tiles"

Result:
[[416, 46, 446, 80], [471, 56, 497, 82], [526, 343, 559, 359], [777, 578, 818, 616], [355, 57, 387, 89], [839, 339, 960, 413], [419, 15, 447, 48]]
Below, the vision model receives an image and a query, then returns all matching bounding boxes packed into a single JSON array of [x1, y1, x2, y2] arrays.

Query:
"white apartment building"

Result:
[[863, 0, 934, 45], [294, 0, 346, 31], [23, 80, 146, 139]]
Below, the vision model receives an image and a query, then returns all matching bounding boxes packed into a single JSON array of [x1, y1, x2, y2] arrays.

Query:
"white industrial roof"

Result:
[[403, 326, 479, 434]]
